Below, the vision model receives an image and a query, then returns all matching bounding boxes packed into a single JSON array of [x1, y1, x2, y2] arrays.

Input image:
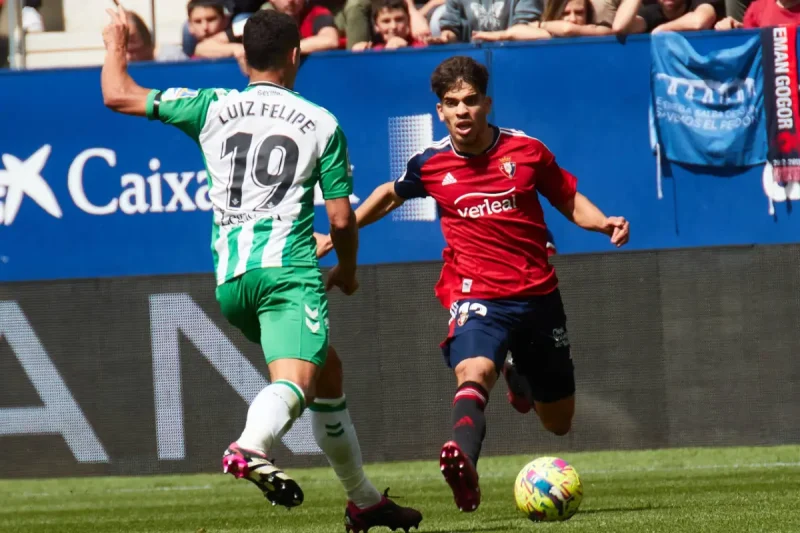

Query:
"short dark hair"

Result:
[[243, 10, 301, 71], [371, 0, 409, 20], [187, 0, 230, 17], [430, 56, 489, 100]]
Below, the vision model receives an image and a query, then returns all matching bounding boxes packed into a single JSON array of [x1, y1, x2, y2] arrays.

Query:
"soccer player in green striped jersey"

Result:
[[101, 6, 421, 531]]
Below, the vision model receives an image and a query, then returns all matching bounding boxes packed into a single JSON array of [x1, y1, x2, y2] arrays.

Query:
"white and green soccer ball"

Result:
[[514, 456, 583, 522]]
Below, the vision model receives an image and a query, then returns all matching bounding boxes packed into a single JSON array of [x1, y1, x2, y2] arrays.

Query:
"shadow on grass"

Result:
[[421, 518, 521, 533], [422, 506, 657, 532], [422, 527, 516, 533], [577, 504, 658, 515]]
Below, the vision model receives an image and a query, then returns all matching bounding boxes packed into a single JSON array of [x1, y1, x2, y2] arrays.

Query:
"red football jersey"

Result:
[[394, 127, 577, 309]]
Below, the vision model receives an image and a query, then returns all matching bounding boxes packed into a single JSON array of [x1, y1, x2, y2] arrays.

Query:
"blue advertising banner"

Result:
[[1, 33, 799, 283]]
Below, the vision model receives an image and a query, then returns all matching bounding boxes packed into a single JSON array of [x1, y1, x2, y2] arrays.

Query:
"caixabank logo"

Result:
[[0, 144, 211, 225], [0, 145, 62, 225], [0, 145, 359, 225]]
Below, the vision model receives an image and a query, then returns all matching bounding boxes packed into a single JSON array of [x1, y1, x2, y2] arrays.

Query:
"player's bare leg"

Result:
[[440, 356, 497, 512], [223, 359, 319, 509], [534, 396, 574, 436], [314, 346, 422, 533]]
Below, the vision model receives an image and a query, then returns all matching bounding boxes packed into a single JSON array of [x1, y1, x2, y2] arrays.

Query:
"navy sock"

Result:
[[452, 381, 488, 466]]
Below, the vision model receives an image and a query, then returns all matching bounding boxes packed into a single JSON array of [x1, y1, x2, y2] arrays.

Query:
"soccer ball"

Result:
[[514, 456, 583, 522]]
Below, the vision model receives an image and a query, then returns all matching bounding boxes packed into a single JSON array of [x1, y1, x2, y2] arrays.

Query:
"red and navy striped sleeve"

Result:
[[394, 152, 428, 199]]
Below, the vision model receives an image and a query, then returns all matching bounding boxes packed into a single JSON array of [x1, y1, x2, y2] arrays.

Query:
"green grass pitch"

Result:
[[3, 445, 800, 533]]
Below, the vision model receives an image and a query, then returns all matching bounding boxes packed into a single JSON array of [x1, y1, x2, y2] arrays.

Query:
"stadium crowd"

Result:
[[0, 0, 797, 67], [169, 0, 796, 63]]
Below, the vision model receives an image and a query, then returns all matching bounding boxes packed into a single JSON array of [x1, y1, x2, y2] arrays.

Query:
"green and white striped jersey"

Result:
[[146, 82, 352, 286]]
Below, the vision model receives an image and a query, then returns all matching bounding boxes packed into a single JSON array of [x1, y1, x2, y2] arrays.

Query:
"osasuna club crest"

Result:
[[499, 156, 516, 178]]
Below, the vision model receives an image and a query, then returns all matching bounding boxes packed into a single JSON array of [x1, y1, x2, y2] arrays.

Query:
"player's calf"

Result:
[[535, 396, 574, 436], [451, 357, 496, 463], [225, 360, 317, 507]]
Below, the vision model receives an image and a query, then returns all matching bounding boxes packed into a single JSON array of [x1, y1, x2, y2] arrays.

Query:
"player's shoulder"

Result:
[[497, 127, 552, 154], [407, 136, 453, 167], [290, 91, 340, 131], [160, 87, 231, 106]]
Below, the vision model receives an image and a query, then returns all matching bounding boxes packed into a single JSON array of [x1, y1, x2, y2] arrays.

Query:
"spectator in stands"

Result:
[[428, 0, 542, 43], [187, 0, 244, 59], [715, 0, 800, 28], [0, 0, 7, 69], [417, 0, 447, 37], [126, 10, 155, 62], [723, 0, 753, 22], [22, 0, 44, 33], [619, 0, 724, 33], [182, 0, 258, 58], [331, 0, 431, 49], [351, 0, 428, 50], [591, 0, 643, 29], [472, 0, 616, 40], [261, 0, 340, 53]]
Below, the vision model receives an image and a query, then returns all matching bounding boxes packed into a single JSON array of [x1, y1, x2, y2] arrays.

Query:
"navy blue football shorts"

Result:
[[441, 289, 575, 403]]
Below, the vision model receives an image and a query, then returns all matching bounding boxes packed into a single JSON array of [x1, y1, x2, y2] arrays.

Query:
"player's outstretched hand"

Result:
[[103, 4, 129, 51], [604, 216, 630, 248], [314, 232, 333, 259], [326, 264, 359, 296]]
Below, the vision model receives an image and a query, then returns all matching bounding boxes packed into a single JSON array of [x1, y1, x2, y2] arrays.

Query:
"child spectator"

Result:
[[182, 0, 257, 58], [188, 0, 244, 59], [352, 0, 428, 50], [331, 0, 431, 49]]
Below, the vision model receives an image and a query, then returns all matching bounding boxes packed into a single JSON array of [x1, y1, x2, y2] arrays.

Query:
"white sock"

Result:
[[311, 396, 382, 509], [236, 380, 305, 455]]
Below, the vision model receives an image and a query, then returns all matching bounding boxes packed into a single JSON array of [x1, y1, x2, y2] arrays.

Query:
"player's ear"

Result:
[[484, 95, 493, 114], [436, 102, 445, 122], [290, 46, 300, 67]]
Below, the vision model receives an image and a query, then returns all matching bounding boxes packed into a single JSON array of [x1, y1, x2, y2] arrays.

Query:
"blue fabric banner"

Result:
[[650, 32, 766, 168]]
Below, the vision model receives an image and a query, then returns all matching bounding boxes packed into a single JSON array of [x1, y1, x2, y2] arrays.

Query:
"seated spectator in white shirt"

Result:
[[22, 0, 44, 33], [472, 0, 615, 41]]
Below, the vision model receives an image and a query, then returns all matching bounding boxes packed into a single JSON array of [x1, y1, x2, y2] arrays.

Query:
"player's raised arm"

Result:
[[315, 153, 426, 259], [355, 151, 431, 227], [532, 141, 629, 248], [555, 192, 630, 248], [315, 181, 404, 259], [354, 182, 407, 228], [101, 5, 151, 116]]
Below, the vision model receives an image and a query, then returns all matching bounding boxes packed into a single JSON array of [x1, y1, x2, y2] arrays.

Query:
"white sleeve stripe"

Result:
[[396, 137, 451, 182], [499, 128, 552, 154]]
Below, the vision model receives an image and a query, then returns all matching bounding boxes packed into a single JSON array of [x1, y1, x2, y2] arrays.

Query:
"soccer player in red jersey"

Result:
[[319, 56, 629, 512]]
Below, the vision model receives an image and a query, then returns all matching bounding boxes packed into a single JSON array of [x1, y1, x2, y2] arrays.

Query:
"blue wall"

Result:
[[0, 31, 794, 283]]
